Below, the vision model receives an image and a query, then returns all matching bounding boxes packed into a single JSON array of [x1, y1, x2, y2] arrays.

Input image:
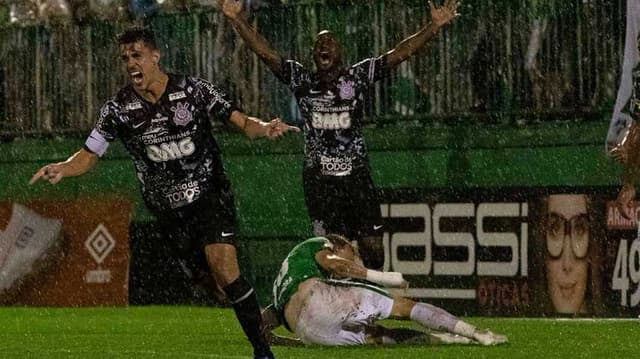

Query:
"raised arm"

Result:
[[218, 0, 284, 77], [613, 121, 640, 219], [383, 0, 460, 69], [29, 148, 98, 185]]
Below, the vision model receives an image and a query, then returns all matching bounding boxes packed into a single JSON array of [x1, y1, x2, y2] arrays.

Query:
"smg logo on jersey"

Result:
[[311, 112, 352, 129], [146, 137, 195, 162]]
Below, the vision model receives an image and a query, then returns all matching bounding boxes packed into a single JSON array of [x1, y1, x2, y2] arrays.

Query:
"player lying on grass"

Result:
[[262, 234, 508, 346]]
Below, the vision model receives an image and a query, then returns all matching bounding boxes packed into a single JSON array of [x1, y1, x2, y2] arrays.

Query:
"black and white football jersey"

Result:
[[85, 74, 238, 212], [278, 57, 389, 176]]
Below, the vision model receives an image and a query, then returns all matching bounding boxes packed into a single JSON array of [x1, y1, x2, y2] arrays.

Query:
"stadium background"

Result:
[[0, 0, 636, 316]]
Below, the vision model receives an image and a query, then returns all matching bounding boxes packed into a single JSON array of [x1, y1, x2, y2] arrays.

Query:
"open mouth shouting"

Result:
[[318, 51, 332, 67], [129, 70, 144, 87]]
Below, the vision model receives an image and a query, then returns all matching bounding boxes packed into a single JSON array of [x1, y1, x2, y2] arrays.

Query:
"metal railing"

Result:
[[0, 0, 627, 136]]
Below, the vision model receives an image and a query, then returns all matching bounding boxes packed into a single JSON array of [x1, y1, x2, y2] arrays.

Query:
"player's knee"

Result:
[[204, 243, 240, 286], [390, 297, 415, 318], [209, 262, 239, 287]]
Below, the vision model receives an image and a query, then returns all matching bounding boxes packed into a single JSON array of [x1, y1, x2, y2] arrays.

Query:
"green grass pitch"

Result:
[[0, 307, 637, 358]]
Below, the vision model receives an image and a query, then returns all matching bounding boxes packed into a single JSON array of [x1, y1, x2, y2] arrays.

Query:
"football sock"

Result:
[[223, 277, 273, 358], [453, 321, 477, 338], [409, 302, 462, 334]]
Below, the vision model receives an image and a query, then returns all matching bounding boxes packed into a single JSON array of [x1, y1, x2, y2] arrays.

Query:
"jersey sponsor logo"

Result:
[[126, 102, 142, 111], [201, 81, 219, 95], [152, 113, 168, 123], [142, 127, 166, 136], [141, 131, 195, 145], [146, 136, 195, 162], [164, 181, 201, 208], [168, 91, 186, 101], [338, 80, 355, 100], [132, 121, 145, 129], [311, 112, 352, 129], [172, 102, 193, 126], [320, 155, 352, 176], [273, 256, 294, 309], [311, 104, 351, 112]]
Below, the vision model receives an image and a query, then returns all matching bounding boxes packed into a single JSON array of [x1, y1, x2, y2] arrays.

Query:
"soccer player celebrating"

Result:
[[263, 234, 508, 346], [29, 27, 299, 359], [218, 0, 460, 269], [607, 0, 640, 220], [612, 122, 640, 220]]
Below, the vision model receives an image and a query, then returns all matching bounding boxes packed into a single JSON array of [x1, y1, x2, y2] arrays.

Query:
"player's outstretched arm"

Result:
[[612, 122, 640, 220], [616, 175, 637, 220], [217, 0, 284, 77], [315, 250, 408, 287], [229, 111, 300, 140], [382, 0, 460, 69], [29, 148, 98, 185]]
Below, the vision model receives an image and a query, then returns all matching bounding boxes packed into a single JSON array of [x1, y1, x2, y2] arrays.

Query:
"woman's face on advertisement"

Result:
[[545, 194, 590, 314]]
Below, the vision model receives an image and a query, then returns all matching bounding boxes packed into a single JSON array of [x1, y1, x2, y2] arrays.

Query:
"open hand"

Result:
[[610, 122, 640, 165], [430, 0, 461, 28], [266, 118, 301, 139], [217, 0, 243, 19]]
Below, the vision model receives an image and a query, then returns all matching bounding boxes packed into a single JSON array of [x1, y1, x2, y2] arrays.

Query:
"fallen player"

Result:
[[262, 234, 508, 346]]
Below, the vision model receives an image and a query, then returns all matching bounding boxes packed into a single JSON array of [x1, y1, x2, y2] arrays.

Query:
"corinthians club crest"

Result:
[[172, 102, 193, 126], [338, 80, 355, 100]]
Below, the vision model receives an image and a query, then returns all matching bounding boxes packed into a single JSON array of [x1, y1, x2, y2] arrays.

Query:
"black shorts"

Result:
[[154, 178, 238, 251], [303, 167, 383, 241]]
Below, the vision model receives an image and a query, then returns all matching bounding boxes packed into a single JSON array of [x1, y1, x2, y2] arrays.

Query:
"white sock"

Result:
[[453, 321, 476, 338], [409, 302, 459, 333]]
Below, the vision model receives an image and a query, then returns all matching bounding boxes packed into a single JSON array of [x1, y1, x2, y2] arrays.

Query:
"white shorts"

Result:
[[294, 279, 394, 346]]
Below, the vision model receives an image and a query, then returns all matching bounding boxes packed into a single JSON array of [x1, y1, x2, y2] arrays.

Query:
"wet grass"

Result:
[[0, 307, 636, 358]]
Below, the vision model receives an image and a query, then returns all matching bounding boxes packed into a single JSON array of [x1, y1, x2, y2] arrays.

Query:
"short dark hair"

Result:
[[117, 27, 158, 49], [325, 234, 352, 251]]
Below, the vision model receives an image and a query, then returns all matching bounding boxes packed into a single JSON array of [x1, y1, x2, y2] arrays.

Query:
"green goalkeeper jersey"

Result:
[[272, 237, 331, 312]]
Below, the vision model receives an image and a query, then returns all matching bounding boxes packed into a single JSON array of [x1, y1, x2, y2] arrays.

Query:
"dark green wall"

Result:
[[0, 120, 623, 302], [0, 120, 621, 238]]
